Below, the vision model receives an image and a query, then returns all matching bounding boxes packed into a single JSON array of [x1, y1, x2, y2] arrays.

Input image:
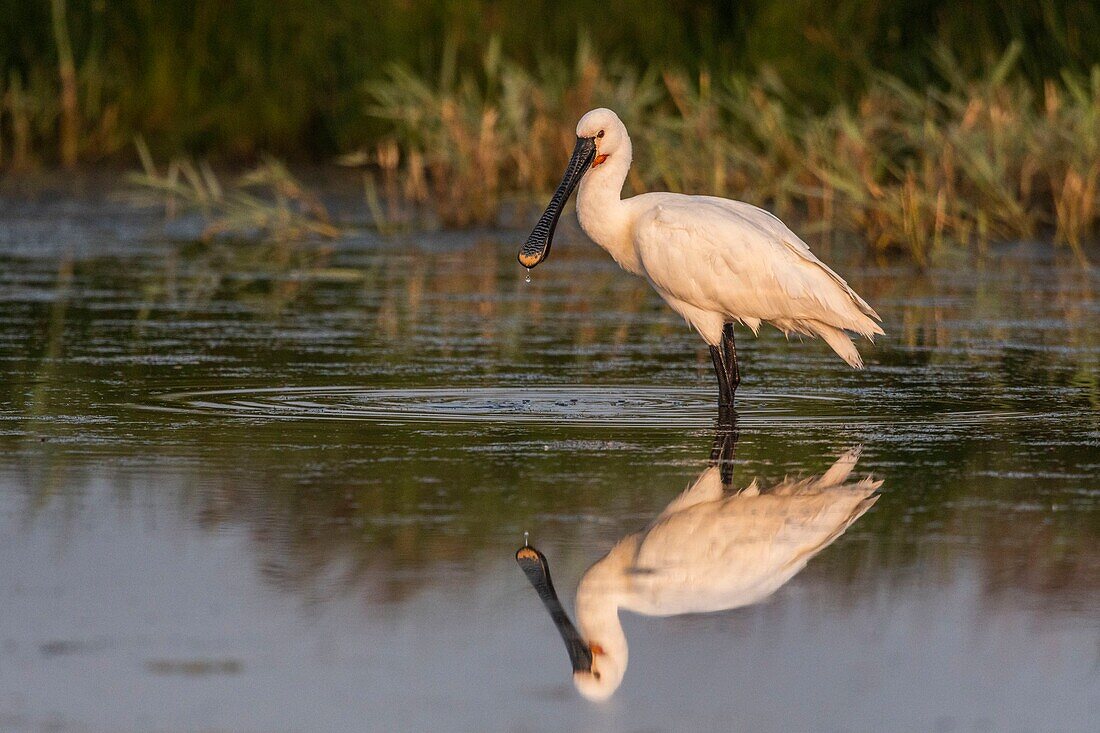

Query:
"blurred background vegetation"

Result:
[[2, 1, 1099, 256], [3, 0, 1097, 161]]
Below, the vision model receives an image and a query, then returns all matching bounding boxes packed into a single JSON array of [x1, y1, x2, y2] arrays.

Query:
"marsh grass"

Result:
[[368, 44, 1100, 264], [365, 39, 662, 229], [128, 138, 339, 242], [5, 12, 1097, 263]]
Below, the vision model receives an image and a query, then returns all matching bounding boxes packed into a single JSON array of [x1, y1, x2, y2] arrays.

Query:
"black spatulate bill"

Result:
[[518, 136, 597, 268], [515, 544, 593, 673]]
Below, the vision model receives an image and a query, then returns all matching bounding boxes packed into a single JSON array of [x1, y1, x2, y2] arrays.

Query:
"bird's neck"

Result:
[[575, 554, 630, 675], [576, 148, 643, 276]]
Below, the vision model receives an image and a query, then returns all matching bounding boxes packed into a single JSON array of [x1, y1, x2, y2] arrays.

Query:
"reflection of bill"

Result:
[[517, 440, 882, 700]]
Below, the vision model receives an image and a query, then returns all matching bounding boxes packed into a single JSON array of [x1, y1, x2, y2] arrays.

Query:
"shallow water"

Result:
[[0, 198, 1098, 731]]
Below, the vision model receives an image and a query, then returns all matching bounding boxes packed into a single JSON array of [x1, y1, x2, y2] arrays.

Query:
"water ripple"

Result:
[[133, 385, 1051, 429]]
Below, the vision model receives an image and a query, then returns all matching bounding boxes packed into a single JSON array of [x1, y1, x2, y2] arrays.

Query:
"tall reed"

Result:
[[367, 44, 1100, 262], [49, 0, 79, 168], [365, 39, 663, 227], [128, 139, 339, 241]]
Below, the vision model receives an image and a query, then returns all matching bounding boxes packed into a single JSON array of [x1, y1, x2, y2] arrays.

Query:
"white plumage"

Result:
[[570, 447, 882, 700], [524, 108, 883, 384], [631, 196, 882, 367]]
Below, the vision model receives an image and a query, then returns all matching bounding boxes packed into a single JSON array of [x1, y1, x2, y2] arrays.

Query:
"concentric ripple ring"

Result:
[[132, 386, 1044, 429]]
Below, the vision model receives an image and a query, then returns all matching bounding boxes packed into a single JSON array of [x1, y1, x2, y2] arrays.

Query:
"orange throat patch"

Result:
[[592, 154, 609, 168]]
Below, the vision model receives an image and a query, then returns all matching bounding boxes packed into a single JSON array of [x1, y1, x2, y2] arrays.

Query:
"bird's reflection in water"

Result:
[[517, 430, 883, 700]]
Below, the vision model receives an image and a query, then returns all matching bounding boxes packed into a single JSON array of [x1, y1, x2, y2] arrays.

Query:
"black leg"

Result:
[[721, 323, 740, 393], [712, 323, 741, 429], [712, 338, 737, 430], [710, 344, 732, 408], [709, 424, 740, 487]]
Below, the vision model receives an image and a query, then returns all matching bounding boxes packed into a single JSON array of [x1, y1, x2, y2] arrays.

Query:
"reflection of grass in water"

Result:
[[368, 43, 1099, 264], [11, 425, 1098, 614], [22, 229, 1088, 395], [132, 237, 350, 319], [146, 658, 242, 676], [8, 231, 1094, 390], [4, 240, 1097, 610], [363, 238, 1099, 402]]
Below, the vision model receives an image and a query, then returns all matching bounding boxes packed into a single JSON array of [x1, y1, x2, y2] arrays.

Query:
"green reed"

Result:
[[127, 138, 339, 241], [366, 43, 1099, 263], [2, 0, 1098, 262]]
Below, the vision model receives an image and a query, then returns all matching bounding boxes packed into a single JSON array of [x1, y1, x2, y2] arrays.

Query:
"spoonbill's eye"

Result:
[[593, 671, 601, 680], [597, 130, 605, 139]]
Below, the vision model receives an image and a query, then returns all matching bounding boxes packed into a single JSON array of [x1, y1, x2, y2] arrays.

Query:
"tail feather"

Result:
[[808, 321, 865, 369], [810, 447, 863, 489]]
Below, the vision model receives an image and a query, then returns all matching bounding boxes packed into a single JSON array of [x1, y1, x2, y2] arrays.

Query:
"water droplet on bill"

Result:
[[525, 268, 531, 284]]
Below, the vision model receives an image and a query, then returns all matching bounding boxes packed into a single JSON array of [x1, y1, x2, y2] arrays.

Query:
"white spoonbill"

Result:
[[520, 108, 883, 419], [516, 442, 881, 700]]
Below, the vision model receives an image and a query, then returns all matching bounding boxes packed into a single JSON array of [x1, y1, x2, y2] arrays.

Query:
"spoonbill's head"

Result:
[[571, 640, 625, 701], [575, 107, 629, 162], [571, 559, 628, 700], [519, 107, 628, 269], [516, 543, 628, 701]]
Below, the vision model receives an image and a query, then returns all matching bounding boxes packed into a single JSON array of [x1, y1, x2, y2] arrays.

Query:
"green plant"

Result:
[[128, 138, 339, 241]]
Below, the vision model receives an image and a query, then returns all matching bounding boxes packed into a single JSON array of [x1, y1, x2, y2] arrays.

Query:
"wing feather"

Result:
[[632, 195, 883, 338]]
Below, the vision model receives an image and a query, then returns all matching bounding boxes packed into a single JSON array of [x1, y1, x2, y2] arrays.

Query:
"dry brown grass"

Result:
[[367, 43, 1100, 264]]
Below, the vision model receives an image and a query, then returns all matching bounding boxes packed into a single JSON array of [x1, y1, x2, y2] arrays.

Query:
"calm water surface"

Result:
[[0, 194, 1098, 732]]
